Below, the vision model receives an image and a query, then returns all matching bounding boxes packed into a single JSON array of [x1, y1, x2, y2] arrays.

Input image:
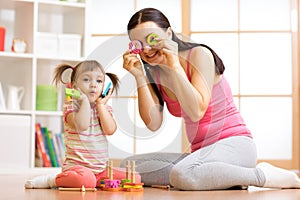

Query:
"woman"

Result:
[[121, 7, 300, 190]]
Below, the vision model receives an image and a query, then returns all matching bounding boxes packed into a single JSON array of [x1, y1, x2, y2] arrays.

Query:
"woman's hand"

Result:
[[123, 50, 144, 77], [151, 37, 181, 70]]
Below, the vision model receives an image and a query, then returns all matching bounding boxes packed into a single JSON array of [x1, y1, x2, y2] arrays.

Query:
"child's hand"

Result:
[[73, 87, 89, 104], [96, 88, 112, 105]]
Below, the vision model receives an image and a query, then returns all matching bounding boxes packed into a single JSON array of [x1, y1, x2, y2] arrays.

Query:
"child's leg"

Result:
[[95, 167, 141, 187], [56, 165, 96, 188], [25, 173, 58, 189]]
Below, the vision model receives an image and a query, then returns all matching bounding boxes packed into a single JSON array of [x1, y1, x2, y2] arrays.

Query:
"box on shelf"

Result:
[[36, 32, 58, 57], [58, 33, 81, 58]]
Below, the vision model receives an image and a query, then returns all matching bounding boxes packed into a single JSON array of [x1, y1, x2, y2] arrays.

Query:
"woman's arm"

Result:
[[135, 74, 163, 131], [123, 51, 163, 131], [160, 46, 215, 122]]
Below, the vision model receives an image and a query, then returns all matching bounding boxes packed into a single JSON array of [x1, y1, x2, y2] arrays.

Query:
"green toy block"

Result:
[[65, 88, 80, 98]]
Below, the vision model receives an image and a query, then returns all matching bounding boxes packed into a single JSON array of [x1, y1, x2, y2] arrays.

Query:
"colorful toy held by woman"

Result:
[[129, 33, 159, 54], [129, 40, 142, 54], [147, 33, 159, 45]]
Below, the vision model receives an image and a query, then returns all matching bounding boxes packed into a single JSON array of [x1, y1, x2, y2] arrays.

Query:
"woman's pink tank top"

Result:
[[155, 48, 252, 152]]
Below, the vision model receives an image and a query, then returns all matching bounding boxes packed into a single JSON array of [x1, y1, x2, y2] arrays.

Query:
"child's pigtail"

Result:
[[52, 64, 73, 87], [106, 72, 120, 95]]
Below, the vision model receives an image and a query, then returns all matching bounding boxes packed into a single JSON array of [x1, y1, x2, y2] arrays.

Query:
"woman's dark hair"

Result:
[[127, 8, 225, 108]]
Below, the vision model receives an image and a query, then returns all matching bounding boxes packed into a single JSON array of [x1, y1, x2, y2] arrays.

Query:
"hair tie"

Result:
[[66, 82, 72, 88], [71, 66, 75, 70]]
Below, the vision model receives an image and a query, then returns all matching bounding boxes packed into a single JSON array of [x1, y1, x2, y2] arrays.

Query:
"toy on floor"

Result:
[[101, 160, 144, 192], [58, 185, 97, 192], [151, 184, 171, 190]]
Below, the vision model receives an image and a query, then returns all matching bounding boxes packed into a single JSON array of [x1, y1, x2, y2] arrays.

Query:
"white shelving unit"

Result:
[[0, 0, 86, 170]]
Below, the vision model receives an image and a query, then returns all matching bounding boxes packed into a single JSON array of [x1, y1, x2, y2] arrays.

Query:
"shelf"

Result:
[[0, 52, 33, 61], [38, 0, 85, 14], [36, 55, 85, 62], [14, 0, 34, 3], [0, 0, 86, 170], [0, 110, 32, 115], [38, 0, 85, 8], [35, 110, 63, 116], [0, 0, 33, 9], [13, 0, 85, 8], [5, 111, 64, 117], [0, 52, 83, 62]]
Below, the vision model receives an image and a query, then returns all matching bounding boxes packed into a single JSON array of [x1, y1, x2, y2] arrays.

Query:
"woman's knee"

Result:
[[170, 165, 201, 190], [56, 165, 96, 188], [169, 165, 186, 187]]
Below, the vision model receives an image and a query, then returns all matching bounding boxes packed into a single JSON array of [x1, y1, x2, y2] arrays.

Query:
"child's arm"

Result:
[[66, 93, 91, 132], [96, 103, 117, 135], [96, 92, 117, 135]]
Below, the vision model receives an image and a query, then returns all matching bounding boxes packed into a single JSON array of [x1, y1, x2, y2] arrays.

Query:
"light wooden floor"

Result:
[[2, 173, 300, 200]]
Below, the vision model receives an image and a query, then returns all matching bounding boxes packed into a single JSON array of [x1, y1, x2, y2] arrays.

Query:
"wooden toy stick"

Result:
[[58, 187, 97, 192], [106, 160, 110, 178], [109, 160, 113, 180], [126, 160, 131, 180], [151, 184, 171, 190], [131, 160, 135, 183]]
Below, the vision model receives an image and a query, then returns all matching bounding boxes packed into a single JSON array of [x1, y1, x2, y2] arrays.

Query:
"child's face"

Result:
[[75, 69, 104, 103]]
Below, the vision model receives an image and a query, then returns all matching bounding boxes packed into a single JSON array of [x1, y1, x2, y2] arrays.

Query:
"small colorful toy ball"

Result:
[[129, 40, 142, 54], [147, 33, 159, 45]]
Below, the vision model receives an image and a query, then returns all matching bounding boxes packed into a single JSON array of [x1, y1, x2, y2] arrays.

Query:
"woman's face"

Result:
[[129, 21, 171, 66]]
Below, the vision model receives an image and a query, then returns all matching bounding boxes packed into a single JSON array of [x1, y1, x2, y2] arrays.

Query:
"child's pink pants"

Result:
[[55, 165, 141, 188]]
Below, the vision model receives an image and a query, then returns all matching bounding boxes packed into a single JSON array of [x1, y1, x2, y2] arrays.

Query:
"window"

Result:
[[190, 0, 298, 167]]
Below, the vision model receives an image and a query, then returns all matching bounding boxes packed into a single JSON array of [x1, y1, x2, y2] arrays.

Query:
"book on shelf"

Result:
[[35, 123, 65, 168], [51, 130, 63, 167], [35, 141, 43, 168], [35, 123, 51, 167], [42, 127, 59, 167]]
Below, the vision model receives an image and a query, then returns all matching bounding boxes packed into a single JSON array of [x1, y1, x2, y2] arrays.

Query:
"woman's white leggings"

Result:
[[120, 136, 266, 190]]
